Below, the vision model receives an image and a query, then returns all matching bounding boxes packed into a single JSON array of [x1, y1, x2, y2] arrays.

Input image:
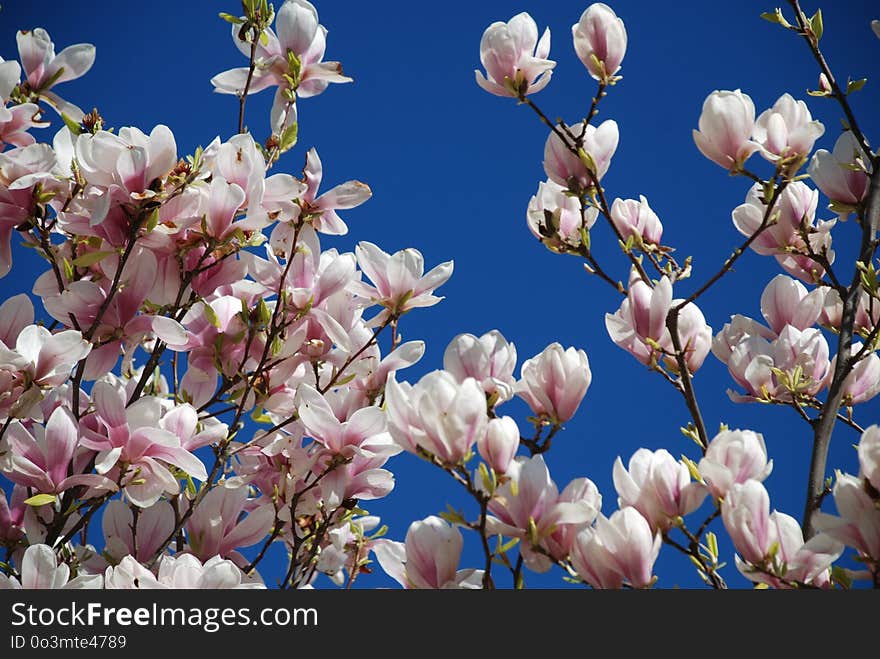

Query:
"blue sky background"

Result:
[[2, 0, 878, 589]]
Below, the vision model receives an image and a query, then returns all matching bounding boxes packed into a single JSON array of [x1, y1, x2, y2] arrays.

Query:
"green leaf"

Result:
[[203, 302, 221, 328], [279, 121, 299, 152], [71, 249, 115, 267], [809, 9, 823, 40], [61, 112, 82, 136], [24, 493, 57, 507], [846, 78, 867, 94], [759, 11, 779, 24], [61, 257, 74, 281], [219, 11, 245, 24]]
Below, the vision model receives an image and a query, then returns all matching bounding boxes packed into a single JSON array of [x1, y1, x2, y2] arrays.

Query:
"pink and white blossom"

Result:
[[352, 242, 453, 323], [16, 28, 95, 120], [814, 472, 880, 562], [475, 13, 554, 98], [613, 448, 706, 532], [516, 343, 591, 423], [857, 426, 880, 491], [693, 89, 760, 171], [443, 330, 517, 402], [477, 416, 520, 475], [753, 93, 824, 165], [385, 371, 487, 464], [698, 429, 773, 499], [609, 195, 663, 245], [527, 178, 595, 251], [572, 3, 627, 83], [0, 544, 101, 589], [543, 119, 618, 190], [571, 507, 661, 589], [373, 516, 482, 589], [808, 131, 871, 209]]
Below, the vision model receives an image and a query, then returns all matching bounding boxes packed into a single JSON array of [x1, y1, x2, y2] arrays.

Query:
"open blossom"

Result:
[[74, 125, 177, 197], [814, 472, 880, 562], [693, 89, 760, 171], [351, 242, 453, 322], [605, 271, 712, 373], [487, 456, 600, 571], [572, 3, 627, 83], [571, 507, 661, 589], [102, 500, 175, 564], [610, 195, 663, 245], [79, 380, 208, 507], [293, 148, 371, 235], [0, 544, 101, 589], [477, 415, 520, 475], [613, 449, 706, 532], [443, 330, 517, 402], [184, 484, 274, 566], [543, 119, 619, 190], [0, 407, 114, 495], [724, 325, 830, 402], [698, 429, 773, 499], [732, 181, 834, 282], [475, 13, 554, 98], [105, 554, 264, 589], [296, 384, 393, 457], [516, 343, 591, 423], [0, 60, 45, 148], [819, 287, 878, 335], [16, 28, 95, 120], [808, 131, 870, 209], [385, 371, 487, 464], [0, 485, 25, 547], [373, 516, 483, 589], [527, 178, 596, 251], [211, 0, 351, 131], [753, 93, 824, 165], [711, 314, 777, 364]]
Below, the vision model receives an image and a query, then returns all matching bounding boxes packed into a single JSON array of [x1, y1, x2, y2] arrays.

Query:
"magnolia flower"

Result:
[[698, 428, 773, 499], [79, 381, 208, 507], [74, 125, 177, 196], [527, 178, 595, 251], [613, 448, 706, 532], [211, 0, 351, 131], [373, 516, 483, 589], [857, 426, 880, 491], [0, 407, 114, 495], [385, 371, 487, 464], [443, 330, 517, 402], [352, 242, 453, 322], [814, 471, 880, 562], [739, 511, 842, 588], [808, 131, 870, 209], [836, 344, 880, 406], [571, 507, 661, 589], [16, 28, 95, 120], [753, 93, 824, 166], [105, 554, 264, 589], [296, 384, 393, 457], [0, 544, 102, 589], [477, 416, 520, 474], [725, 326, 830, 402], [609, 195, 663, 245], [759, 275, 824, 334], [184, 484, 274, 565], [693, 89, 760, 171], [572, 3, 627, 83], [516, 343, 591, 423], [487, 455, 600, 571], [475, 13, 554, 98], [102, 499, 175, 564], [711, 314, 776, 365], [543, 119, 619, 190], [721, 480, 774, 565], [294, 148, 371, 235]]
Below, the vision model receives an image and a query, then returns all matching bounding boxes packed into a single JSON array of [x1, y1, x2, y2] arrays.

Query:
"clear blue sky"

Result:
[[2, 0, 878, 588]]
